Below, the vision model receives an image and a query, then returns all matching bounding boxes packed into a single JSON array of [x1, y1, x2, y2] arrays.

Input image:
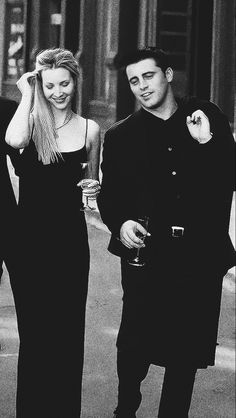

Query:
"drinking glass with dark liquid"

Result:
[[128, 216, 149, 267]]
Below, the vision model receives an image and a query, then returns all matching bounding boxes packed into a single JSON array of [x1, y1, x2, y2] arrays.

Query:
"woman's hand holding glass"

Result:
[[78, 178, 101, 211]]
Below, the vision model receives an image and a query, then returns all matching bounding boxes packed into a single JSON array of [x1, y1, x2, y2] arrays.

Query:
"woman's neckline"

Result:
[[60, 144, 86, 154]]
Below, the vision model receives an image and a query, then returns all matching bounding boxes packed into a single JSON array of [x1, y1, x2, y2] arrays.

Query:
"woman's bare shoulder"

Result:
[[88, 118, 100, 136], [76, 115, 99, 132], [78, 116, 100, 144]]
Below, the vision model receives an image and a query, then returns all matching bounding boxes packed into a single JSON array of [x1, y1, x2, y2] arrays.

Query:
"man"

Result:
[[97, 47, 235, 417], [0, 96, 19, 288]]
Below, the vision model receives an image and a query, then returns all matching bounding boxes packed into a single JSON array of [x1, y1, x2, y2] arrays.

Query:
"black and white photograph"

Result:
[[0, 1, 235, 417]]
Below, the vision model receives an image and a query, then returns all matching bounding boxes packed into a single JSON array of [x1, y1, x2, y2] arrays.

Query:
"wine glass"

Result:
[[127, 216, 149, 267]]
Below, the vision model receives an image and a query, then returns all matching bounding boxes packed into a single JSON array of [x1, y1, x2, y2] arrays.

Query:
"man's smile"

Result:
[[141, 92, 152, 98]]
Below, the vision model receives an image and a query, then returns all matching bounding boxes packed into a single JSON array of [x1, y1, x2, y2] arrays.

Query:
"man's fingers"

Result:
[[120, 238, 133, 249], [187, 110, 208, 125], [120, 220, 149, 249], [187, 114, 201, 125], [121, 232, 136, 248], [121, 230, 143, 249], [123, 234, 142, 248], [186, 115, 192, 124]]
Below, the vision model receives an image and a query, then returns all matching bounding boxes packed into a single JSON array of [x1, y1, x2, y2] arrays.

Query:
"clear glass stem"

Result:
[[135, 247, 141, 260]]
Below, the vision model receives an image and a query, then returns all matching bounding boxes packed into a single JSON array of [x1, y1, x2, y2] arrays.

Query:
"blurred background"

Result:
[[0, 0, 235, 133]]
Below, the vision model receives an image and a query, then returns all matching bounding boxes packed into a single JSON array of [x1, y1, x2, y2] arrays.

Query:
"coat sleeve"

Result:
[[196, 103, 235, 192], [97, 129, 134, 236]]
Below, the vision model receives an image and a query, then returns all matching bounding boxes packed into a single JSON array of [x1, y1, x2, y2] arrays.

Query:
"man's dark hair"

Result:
[[114, 47, 171, 73]]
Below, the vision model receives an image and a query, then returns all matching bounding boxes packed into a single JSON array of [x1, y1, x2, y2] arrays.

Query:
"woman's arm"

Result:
[[5, 72, 36, 148], [85, 119, 101, 181]]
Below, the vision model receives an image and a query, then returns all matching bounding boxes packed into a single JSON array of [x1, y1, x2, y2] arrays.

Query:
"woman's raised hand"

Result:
[[16, 71, 38, 97]]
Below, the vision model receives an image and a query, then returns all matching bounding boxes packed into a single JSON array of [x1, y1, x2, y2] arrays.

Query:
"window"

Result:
[[157, 0, 191, 71], [39, 0, 62, 48], [157, 0, 192, 96], [4, 0, 25, 80], [48, 0, 62, 47]]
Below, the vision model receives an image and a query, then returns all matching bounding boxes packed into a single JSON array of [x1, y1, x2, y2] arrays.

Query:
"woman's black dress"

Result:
[[15, 140, 89, 418]]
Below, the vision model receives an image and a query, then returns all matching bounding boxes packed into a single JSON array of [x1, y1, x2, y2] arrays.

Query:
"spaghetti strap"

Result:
[[85, 119, 88, 145]]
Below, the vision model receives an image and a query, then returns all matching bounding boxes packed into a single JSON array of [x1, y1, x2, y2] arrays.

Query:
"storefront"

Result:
[[0, 0, 235, 131]]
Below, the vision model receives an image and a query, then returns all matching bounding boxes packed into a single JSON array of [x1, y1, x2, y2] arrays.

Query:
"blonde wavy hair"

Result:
[[32, 48, 80, 164]]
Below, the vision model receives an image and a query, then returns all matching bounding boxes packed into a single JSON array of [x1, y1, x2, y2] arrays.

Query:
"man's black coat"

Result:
[[98, 97, 235, 274], [98, 97, 235, 367]]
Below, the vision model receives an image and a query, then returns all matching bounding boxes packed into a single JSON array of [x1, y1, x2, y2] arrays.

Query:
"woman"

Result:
[[6, 48, 101, 418]]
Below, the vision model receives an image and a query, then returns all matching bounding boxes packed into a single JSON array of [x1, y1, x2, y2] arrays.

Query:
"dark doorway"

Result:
[[116, 0, 140, 120], [40, 0, 62, 48], [189, 0, 213, 99], [64, 0, 80, 54]]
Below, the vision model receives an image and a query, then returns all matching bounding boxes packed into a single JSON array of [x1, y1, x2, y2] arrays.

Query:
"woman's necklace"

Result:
[[56, 111, 73, 130]]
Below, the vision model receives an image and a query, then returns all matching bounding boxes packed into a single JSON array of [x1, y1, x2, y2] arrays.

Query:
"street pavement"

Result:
[[0, 164, 235, 417], [0, 205, 235, 418]]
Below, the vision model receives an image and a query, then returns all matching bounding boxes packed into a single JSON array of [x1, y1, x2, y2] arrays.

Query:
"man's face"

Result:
[[126, 58, 173, 110]]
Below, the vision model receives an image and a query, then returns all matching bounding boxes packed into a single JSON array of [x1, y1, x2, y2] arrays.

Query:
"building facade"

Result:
[[0, 0, 235, 132]]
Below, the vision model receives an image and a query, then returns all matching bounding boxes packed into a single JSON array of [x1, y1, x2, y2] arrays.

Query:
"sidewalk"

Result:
[[0, 165, 235, 417], [0, 214, 235, 417]]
